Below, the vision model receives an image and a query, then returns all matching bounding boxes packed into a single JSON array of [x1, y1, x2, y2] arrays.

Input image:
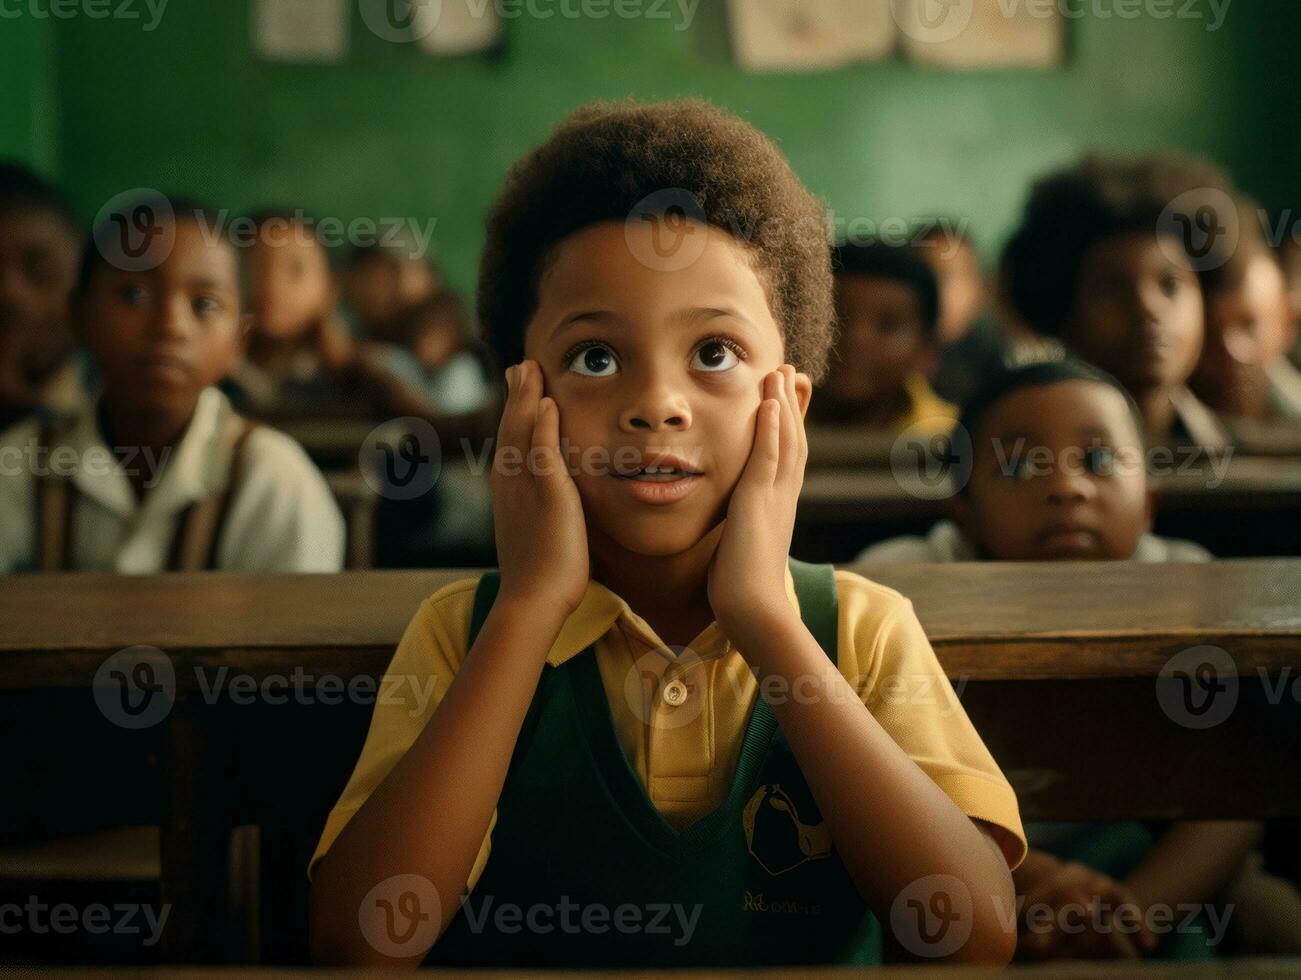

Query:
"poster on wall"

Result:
[[727, 0, 895, 72], [416, 0, 503, 55], [895, 0, 1065, 68], [253, 0, 350, 63]]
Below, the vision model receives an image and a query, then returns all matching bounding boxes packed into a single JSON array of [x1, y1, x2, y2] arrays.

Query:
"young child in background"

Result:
[[1277, 236, 1301, 368], [810, 241, 956, 436], [359, 290, 492, 417], [912, 221, 1009, 407], [309, 99, 1025, 969], [858, 358, 1259, 962], [1193, 239, 1301, 421], [343, 237, 441, 343], [0, 162, 90, 429], [0, 193, 344, 573], [228, 209, 361, 415], [1002, 157, 1231, 449]]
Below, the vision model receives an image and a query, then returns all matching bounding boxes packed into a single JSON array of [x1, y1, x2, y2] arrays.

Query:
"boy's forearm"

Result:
[[1124, 821, 1262, 912], [727, 612, 1016, 965], [309, 594, 569, 967]]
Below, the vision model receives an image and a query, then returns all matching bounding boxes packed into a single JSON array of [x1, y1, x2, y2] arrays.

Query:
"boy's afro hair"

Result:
[[832, 239, 941, 341], [477, 98, 836, 382], [1002, 153, 1244, 338], [0, 159, 80, 232]]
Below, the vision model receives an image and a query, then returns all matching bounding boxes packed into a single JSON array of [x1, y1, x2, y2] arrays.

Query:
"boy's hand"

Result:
[[1017, 860, 1158, 961], [708, 365, 808, 638], [491, 360, 589, 616]]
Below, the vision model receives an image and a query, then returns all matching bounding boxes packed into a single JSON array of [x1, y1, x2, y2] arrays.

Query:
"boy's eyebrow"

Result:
[[549, 306, 756, 342], [187, 274, 238, 293]]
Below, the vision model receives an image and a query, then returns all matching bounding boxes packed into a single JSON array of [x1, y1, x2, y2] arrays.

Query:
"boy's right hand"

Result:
[[1017, 859, 1158, 961], [491, 360, 589, 616]]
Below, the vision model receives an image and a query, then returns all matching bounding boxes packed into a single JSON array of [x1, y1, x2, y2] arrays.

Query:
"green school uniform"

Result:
[[426, 559, 882, 968]]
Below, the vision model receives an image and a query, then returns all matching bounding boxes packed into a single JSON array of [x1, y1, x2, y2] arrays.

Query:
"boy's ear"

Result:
[[794, 371, 813, 419], [235, 312, 254, 350]]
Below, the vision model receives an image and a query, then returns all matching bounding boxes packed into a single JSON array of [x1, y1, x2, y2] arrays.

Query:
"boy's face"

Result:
[[955, 379, 1151, 561], [825, 273, 931, 404], [79, 220, 247, 418], [247, 228, 333, 341], [524, 219, 810, 559], [1068, 232, 1204, 394], [918, 233, 984, 345], [1194, 253, 1296, 415], [0, 207, 80, 381]]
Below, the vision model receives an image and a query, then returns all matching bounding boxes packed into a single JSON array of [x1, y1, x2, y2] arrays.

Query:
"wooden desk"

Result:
[[3, 562, 1299, 962]]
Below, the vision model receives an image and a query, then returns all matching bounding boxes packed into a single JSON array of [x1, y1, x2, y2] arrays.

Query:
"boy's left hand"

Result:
[[708, 365, 809, 638]]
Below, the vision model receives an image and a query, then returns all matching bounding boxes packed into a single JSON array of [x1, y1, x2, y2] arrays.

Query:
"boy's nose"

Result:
[[1044, 465, 1095, 505], [618, 378, 691, 432], [152, 295, 191, 339]]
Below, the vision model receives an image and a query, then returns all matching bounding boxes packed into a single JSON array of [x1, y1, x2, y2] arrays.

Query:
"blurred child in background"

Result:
[[1002, 156, 1231, 449], [0, 162, 89, 429], [1193, 237, 1301, 422], [0, 194, 344, 573], [858, 358, 1259, 962], [913, 221, 1009, 406], [342, 236, 440, 342], [228, 209, 360, 415], [810, 240, 956, 436]]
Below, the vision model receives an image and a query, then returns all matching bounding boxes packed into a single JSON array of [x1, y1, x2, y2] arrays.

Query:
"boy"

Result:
[[1002, 157, 1231, 449], [858, 359, 1259, 961], [860, 359, 1212, 563], [0, 193, 345, 572], [810, 240, 957, 437], [0, 162, 88, 428], [309, 99, 1025, 968], [912, 222, 1009, 407], [1192, 241, 1301, 422]]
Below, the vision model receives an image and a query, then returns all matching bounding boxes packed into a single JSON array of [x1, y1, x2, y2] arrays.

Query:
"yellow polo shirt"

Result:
[[310, 568, 1027, 887]]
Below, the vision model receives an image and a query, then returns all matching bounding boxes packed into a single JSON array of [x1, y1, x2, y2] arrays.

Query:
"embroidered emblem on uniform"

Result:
[[742, 783, 832, 875]]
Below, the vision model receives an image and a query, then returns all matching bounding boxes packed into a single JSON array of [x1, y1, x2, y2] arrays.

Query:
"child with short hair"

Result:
[[858, 358, 1258, 961], [0, 193, 344, 572], [0, 161, 89, 428], [309, 99, 1025, 968], [1002, 157, 1231, 449], [1193, 240, 1301, 421], [810, 240, 957, 437]]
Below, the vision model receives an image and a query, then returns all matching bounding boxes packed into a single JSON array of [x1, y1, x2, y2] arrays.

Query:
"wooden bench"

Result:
[[2, 561, 1298, 963]]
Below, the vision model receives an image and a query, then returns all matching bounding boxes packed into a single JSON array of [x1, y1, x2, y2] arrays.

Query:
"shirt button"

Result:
[[662, 679, 689, 707]]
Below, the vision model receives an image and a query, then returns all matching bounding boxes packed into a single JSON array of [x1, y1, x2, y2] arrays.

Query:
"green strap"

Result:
[[467, 571, 501, 648]]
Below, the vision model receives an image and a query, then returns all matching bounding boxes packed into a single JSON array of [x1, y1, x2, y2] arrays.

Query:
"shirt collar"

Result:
[[543, 563, 802, 667], [65, 387, 229, 517]]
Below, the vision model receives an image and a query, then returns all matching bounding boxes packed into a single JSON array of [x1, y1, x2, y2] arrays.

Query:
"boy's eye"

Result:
[[691, 339, 743, 372], [1084, 445, 1116, 475], [566, 344, 618, 377], [194, 296, 223, 317], [118, 283, 149, 305], [1160, 274, 1183, 297]]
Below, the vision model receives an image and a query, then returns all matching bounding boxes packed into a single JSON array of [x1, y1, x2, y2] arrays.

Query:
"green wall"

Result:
[[0, 13, 58, 172], [5, 1, 1297, 292]]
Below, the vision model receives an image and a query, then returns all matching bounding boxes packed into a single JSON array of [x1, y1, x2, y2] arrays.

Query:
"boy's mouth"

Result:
[[612, 453, 704, 504]]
